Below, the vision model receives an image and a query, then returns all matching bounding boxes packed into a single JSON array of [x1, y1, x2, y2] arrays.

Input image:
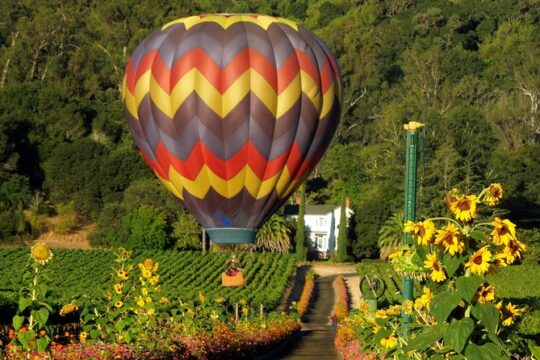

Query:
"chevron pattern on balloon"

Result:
[[122, 14, 342, 229]]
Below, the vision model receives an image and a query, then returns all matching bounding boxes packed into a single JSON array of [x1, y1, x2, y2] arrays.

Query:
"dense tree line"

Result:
[[0, 0, 538, 258]]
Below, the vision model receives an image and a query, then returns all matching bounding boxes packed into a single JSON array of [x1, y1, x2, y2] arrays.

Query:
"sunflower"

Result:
[[497, 301, 524, 327], [79, 331, 88, 344], [484, 183, 504, 206], [59, 303, 79, 316], [141, 268, 152, 279], [465, 247, 492, 275], [435, 223, 464, 255], [136, 296, 145, 307], [424, 253, 446, 282], [448, 195, 477, 222], [380, 335, 397, 349], [150, 275, 159, 286], [375, 309, 388, 319], [148, 308, 155, 316], [141, 287, 148, 296], [368, 318, 382, 334], [475, 283, 495, 303], [117, 269, 129, 280], [143, 259, 154, 269], [405, 220, 436, 246], [419, 286, 433, 310], [503, 239, 526, 264], [402, 300, 413, 315], [31, 243, 53, 265], [114, 301, 123, 309], [114, 283, 123, 295], [491, 218, 516, 245], [491, 252, 508, 271]]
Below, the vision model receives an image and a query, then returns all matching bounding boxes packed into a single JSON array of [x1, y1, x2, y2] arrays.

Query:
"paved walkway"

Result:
[[268, 275, 341, 359]]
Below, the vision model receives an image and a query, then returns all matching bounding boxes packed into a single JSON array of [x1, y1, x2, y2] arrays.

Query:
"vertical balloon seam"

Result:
[[267, 22, 301, 203], [255, 22, 296, 226]]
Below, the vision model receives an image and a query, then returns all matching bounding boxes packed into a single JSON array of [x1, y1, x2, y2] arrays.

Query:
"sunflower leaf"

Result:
[[444, 317, 474, 353], [471, 303, 499, 334], [431, 290, 462, 323], [12, 315, 24, 330], [456, 276, 484, 303], [404, 323, 448, 351], [442, 253, 463, 277], [470, 230, 488, 242], [464, 343, 505, 360]]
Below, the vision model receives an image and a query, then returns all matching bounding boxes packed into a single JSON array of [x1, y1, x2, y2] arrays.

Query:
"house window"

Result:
[[313, 233, 325, 249], [316, 217, 326, 227]]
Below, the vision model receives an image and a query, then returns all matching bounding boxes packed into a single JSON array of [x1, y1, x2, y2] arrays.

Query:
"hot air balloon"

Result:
[[122, 14, 343, 244]]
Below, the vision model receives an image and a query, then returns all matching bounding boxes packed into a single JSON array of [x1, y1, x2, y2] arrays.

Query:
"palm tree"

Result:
[[256, 214, 292, 253], [378, 212, 404, 260]]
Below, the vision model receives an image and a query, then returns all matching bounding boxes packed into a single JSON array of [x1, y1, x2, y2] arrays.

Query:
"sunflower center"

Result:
[[499, 225, 509, 236], [457, 199, 470, 211], [418, 226, 426, 237], [490, 187, 501, 197], [432, 261, 441, 271], [473, 255, 483, 265], [443, 233, 453, 245]]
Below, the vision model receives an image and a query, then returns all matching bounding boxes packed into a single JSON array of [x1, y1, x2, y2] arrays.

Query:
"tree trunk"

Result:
[[0, 32, 19, 88]]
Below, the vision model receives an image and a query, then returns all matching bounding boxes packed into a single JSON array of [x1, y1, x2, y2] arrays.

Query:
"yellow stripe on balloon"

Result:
[[122, 77, 138, 120], [127, 67, 326, 121], [160, 164, 291, 200], [320, 83, 336, 119], [162, 14, 298, 31]]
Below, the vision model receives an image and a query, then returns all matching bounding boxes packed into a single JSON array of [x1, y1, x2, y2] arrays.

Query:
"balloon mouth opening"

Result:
[[207, 228, 257, 244]]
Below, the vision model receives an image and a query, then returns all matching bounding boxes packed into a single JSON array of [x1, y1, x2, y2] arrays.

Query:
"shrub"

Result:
[[121, 205, 169, 250]]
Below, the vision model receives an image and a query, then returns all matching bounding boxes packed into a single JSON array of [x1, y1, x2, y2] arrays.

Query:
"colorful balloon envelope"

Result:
[[122, 14, 343, 244]]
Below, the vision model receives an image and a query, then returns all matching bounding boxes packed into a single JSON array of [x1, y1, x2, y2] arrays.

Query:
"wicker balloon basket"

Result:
[[221, 271, 244, 287]]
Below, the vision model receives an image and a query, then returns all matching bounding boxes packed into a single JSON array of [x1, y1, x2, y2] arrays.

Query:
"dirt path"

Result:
[[264, 263, 361, 359]]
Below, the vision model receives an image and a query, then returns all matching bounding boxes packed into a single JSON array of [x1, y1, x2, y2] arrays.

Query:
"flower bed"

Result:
[[332, 275, 349, 321], [296, 270, 315, 317]]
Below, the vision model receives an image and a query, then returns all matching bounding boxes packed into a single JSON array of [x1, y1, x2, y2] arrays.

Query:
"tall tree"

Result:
[[337, 194, 348, 262], [295, 185, 307, 261]]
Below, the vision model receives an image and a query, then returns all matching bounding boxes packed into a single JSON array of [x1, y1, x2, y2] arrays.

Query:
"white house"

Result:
[[284, 198, 354, 259]]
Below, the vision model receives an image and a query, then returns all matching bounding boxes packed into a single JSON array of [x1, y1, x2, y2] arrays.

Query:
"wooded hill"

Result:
[[1, 0, 539, 259]]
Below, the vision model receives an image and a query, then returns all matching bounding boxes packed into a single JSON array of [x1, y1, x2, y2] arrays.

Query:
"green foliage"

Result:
[[171, 211, 201, 251], [10, 246, 54, 357], [0, 249, 296, 314], [256, 214, 292, 254], [52, 202, 78, 235], [377, 212, 404, 260], [121, 205, 169, 250], [337, 194, 348, 262], [295, 186, 307, 261]]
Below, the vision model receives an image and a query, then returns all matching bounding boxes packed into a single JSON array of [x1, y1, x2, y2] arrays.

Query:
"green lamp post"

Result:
[[401, 121, 424, 333]]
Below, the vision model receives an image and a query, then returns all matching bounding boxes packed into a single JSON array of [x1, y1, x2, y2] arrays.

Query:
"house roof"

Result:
[[284, 204, 339, 216]]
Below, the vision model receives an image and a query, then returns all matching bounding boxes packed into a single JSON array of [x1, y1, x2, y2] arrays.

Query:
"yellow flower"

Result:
[[139, 276, 146, 286], [499, 302, 524, 327], [141, 268, 152, 279], [380, 335, 397, 349], [79, 331, 87, 344], [418, 286, 433, 310], [359, 301, 370, 315], [475, 283, 495, 303], [153, 262, 160, 272], [503, 239, 526, 264], [389, 249, 404, 261], [150, 276, 159, 286], [414, 298, 425, 311], [403, 300, 413, 315], [466, 247, 492, 275], [114, 301, 123, 309], [31, 243, 53, 265], [405, 220, 436, 246], [159, 297, 169, 304], [117, 269, 129, 280], [215, 297, 226, 304], [448, 194, 477, 222], [143, 259, 154, 269], [59, 303, 79, 316], [242, 307, 249, 316], [375, 309, 387, 319], [210, 310, 219, 321], [114, 283, 123, 295], [148, 308, 155, 316], [136, 297, 145, 307], [424, 253, 446, 282], [198, 292, 205, 303], [491, 218, 517, 245], [368, 318, 381, 333], [484, 183, 503, 206], [142, 288, 148, 296], [145, 297, 152, 303], [435, 223, 464, 255]]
